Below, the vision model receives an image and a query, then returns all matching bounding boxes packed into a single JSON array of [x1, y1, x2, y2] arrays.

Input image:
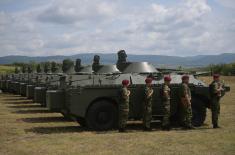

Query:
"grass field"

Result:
[[0, 76, 234, 155], [0, 65, 15, 74]]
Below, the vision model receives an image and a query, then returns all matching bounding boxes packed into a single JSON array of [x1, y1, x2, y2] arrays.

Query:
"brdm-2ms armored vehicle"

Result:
[[46, 50, 230, 130]]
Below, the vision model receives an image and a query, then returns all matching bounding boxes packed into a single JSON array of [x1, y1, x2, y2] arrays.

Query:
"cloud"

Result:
[[37, 0, 117, 25], [0, 0, 234, 57], [215, 0, 235, 9]]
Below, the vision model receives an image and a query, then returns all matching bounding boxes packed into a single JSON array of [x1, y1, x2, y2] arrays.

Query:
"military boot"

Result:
[[213, 124, 220, 129], [143, 127, 152, 131], [183, 125, 195, 130], [119, 128, 126, 133], [162, 125, 171, 131]]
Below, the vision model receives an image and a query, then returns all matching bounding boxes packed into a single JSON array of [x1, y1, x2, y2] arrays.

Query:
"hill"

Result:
[[0, 53, 234, 67]]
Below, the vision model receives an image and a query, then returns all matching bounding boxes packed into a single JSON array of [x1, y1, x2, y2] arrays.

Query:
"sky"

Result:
[[0, 0, 234, 57]]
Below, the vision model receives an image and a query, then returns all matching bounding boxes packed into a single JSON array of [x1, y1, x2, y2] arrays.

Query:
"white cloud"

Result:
[[215, 0, 235, 9], [0, 0, 234, 57], [37, 0, 117, 25]]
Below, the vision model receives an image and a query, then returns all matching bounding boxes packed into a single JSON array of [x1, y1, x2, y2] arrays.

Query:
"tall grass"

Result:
[[0, 65, 15, 74]]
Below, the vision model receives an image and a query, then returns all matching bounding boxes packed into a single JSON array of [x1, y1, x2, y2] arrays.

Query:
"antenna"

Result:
[[130, 76, 133, 85]]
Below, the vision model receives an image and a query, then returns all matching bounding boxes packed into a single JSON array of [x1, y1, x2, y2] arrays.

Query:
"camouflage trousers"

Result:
[[211, 97, 220, 125], [180, 104, 193, 127], [119, 106, 129, 129], [143, 101, 152, 128], [162, 100, 170, 127]]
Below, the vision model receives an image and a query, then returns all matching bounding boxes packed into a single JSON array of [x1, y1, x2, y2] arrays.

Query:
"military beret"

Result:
[[164, 76, 172, 81], [182, 75, 189, 80], [145, 78, 153, 84], [213, 74, 220, 78], [122, 79, 129, 86]]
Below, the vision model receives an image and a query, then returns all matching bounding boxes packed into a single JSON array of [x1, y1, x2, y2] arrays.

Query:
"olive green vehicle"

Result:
[[46, 51, 230, 130], [0, 51, 230, 131], [33, 63, 64, 106], [0, 63, 63, 107], [0, 73, 27, 94]]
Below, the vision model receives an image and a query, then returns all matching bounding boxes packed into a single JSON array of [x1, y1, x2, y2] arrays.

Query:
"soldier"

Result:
[[179, 75, 194, 129], [162, 76, 171, 131], [209, 74, 224, 128], [143, 78, 154, 131], [119, 79, 131, 132]]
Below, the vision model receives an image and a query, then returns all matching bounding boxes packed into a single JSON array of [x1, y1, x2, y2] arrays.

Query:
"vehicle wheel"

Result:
[[191, 98, 207, 127], [61, 111, 72, 121], [77, 117, 86, 127], [86, 100, 118, 131]]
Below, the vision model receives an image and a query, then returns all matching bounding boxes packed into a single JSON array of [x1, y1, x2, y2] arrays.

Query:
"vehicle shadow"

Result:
[[25, 126, 85, 134], [3, 97, 28, 101], [7, 104, 41, 108], [21, 116, 73, 123], [95, 122, 163, 134], [4, 100, 34, 104], [12, 109, 54, 114]]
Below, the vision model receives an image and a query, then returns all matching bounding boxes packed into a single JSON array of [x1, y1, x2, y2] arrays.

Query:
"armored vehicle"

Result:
[[0, 74, 10, 92], [33, 62, 63, 106], [46, 72, 229, 130], [46, 51, 230, 130]]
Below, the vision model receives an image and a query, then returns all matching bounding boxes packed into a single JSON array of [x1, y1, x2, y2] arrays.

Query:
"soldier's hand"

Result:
[[127, 90, 131, 96]]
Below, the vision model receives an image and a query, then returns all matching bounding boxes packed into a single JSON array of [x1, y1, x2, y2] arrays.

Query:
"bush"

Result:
[[207, 63, 235, 76]]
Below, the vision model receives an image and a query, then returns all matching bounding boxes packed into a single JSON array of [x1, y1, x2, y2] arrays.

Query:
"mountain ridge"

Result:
[[0, 53, 234, 67]]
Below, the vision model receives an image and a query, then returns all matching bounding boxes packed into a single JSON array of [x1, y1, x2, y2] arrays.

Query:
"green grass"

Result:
[[0, 76, 234, 155], [0, 65, 15, 74]]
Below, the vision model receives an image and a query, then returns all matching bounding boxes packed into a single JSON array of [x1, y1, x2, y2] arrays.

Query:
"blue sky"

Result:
[[0, 0, 234, 57]]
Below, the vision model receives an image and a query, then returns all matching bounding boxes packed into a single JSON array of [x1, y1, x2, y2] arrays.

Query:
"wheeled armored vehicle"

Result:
[[46, 51, 230, 130]]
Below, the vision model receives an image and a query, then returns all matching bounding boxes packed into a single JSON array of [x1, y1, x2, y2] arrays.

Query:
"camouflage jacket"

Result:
[[145, 86, 153, 102], [179, 83, 191, 105], [210, 81, 223, 97], [162, 84, 171, 101], [120, 87, 130, 103]]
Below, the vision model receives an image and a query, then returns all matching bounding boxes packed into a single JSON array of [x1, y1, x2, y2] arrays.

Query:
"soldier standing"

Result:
[[179, 75, 194, 129], [210, 74, 224, 128], [143, 78, 154, 131], [162, 76, 172, 131], [119, 79, 131, 132]]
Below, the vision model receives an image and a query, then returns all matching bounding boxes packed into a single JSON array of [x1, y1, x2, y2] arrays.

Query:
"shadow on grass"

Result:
[[3, 97, 28, 101], [22, 116, 73, 123], [7, 104, 42, 108], [4, 100, 34, 104], [12, 109, 54, 114], [25, 126, 85, 134], [94, 122, 163, 134], [95, 121, 208, 134]]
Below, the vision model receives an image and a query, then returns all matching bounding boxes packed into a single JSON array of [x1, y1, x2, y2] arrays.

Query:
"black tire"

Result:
[[192, 98, 207, 127], [86, 100, 118, 131], [61, 111, 73, 121], [77, 117, 86, 127]]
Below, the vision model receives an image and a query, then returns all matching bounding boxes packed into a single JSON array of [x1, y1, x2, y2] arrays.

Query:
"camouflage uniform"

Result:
[[119, 87, 130, 130], [143, 86, 153, 129], [162, 84, 171, 128], [179, 83, 193, 128], [210, 81, 222, 127]]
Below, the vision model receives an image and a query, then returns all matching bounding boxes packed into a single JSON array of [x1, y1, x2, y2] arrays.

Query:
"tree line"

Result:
[[9, 60, 235, 76], [206, 62, 235, 76], [12, 59, 74, 74]]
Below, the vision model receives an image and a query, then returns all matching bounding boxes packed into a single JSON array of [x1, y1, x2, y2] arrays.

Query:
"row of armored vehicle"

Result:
[[0, 50, 230, 130]]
